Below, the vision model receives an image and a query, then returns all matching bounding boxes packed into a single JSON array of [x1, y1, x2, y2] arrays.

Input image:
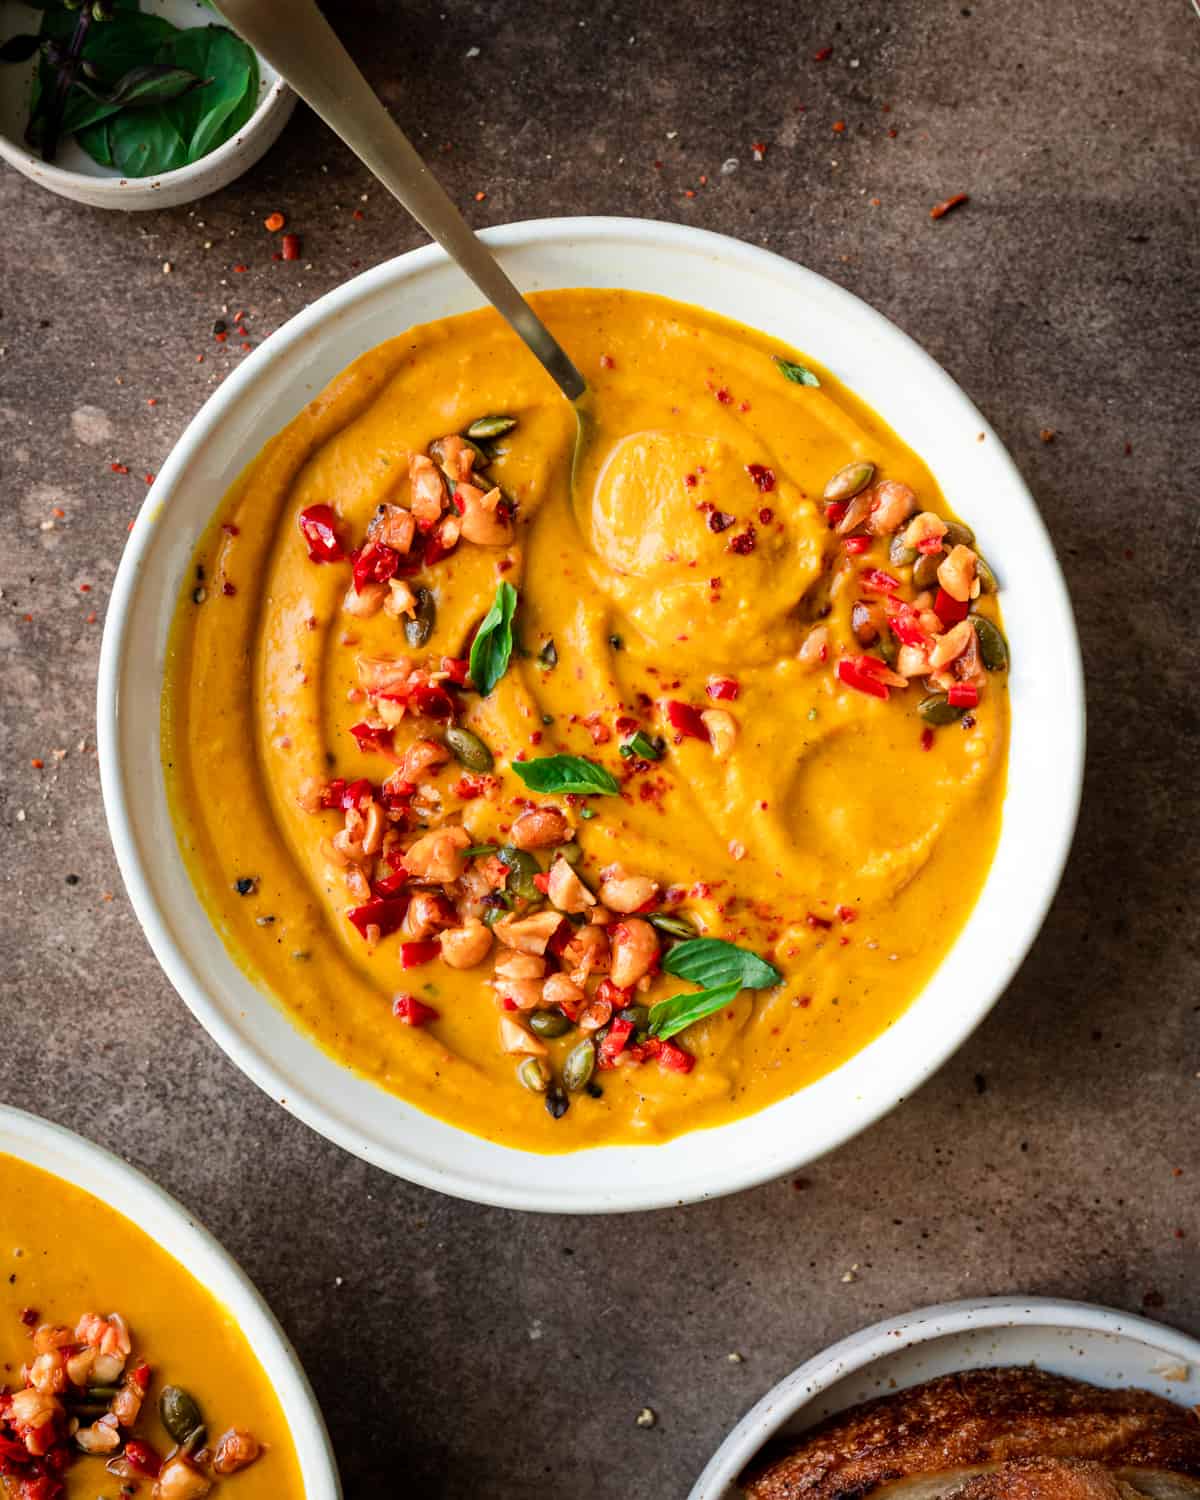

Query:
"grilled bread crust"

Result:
[[740, 1367, 1200, 1500]]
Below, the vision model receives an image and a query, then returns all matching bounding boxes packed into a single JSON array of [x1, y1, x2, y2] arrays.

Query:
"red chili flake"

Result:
[[264, 211, 286, 232], [146, 397, 158, 407], [715, 387, 733, 405], [805, 912, 833, 930], [699, 174, 708, 186], [887, 127, 898, 138], [824, 499, 848, 527], [123, 1440, 162, 1478], [79, 583, 90, 593], [933, 587, 969, 626], [835, 905, 857, 923], [398, 940, 442, 969], [813, 44, 833, 60], [86, 611, 97, 624], [298, 504, 345, 563], [832, 120, 846, 134], [665, 700, 710, 742], [706, 677, 739, 702], [281, 233, 301, 260], [751, 141, 767, 160], [947, 682, 979, 708], [144, 473, 154, 485], [684, 472, 698, 489], [728, 528, 757, 555], [684, 189, 696, 199], [233, 263, 249, 273], [842, 535, 870, 554], [353, 208, 365, 220], [351, 538, 399, 593], [746, 463, 776, 492], [110, 462, 129, 474], [393, 993, 439, 1025], [921, 726, 936, 750], [599, 353, 615, 369], [214, 330, 228, 343], [758, 507, 774, 524], [532, 872, 551, 894], [597, 1017, 635, 1070], [31, 758, 44, 769], [18, 1307, 38, 1326], [222, 581, 236, 596], [708, 510, 736, 533], [222, 521, 240, 536], [836, 658, 889, 700], [860, 567, 900, 594], [930, 192, 969, 220], [474, 190, 487, 202]]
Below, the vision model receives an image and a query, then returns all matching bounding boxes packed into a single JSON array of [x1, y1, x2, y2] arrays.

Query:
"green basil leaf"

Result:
[[647, 980, 742, 1041], [75, 115, 114, 165], [469, 581, 517, 697], [105, 102, 187, 174], [511, 755, 620, 796], [161, 24, 255, 162], [774, 355, 821, 388], [661, 937, 781, 991]]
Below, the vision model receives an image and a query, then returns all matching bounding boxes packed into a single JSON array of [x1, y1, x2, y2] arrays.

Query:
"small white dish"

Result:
[[0, 1103, 342, 1497], [97, 216, 1085, 1213], [0, 0, 293, 209], [691, 1295, 1200, 1498]]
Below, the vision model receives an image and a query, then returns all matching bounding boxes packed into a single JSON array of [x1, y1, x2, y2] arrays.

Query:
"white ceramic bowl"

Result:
[[692, 1295, 1200, 1498], [97, 216, 1086, 1213], [0, 0, 293, 209], [0, 1104, 342, 1496]]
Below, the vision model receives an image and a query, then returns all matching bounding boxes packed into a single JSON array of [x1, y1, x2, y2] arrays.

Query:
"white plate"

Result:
[[0, 1104, 341, 1496], [0, 0, 293, 209], [691, 1295, 1200, 1498], [97, 217, 1086, 1213]]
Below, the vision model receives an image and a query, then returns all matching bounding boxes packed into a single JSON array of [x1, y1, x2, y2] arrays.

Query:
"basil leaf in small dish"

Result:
[[511, 755, 620, 796], [469, 582, 518, 696]]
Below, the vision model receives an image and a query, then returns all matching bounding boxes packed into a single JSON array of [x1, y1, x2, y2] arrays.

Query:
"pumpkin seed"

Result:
[[558, 841, 583, 866], [563, 1038, 596, 1092], [974, 555, 999, 594], [404, 587, 436, 647], [160, 1386, 204, 1446], [466, 415, 518, 440], [445, 725, 494, 772], [942, 519, 976, 549], [647, 912, 697, 940], [822, 460, 875, 503], [530, 1010, 572, 1039], [538, 638, 558, 669], [913, 551, 943, 589], [518, 1057, 550, 1094], [889, 532, 918, 567], [618, 1004, 651, 1031], [971, 615, 1009, 671], [545, 1085, 569, 1119], [460, 435, 492, 469], [917, 692, 964, 726], [498, 846, 541, 902], [877, 628, 899, 666]]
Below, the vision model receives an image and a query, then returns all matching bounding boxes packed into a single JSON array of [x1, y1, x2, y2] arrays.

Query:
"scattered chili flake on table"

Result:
[[264, 211, 286, 231], [474, 191, 487, 202], [930, 192, 969, 220], [353, 207, 365, 219], [813, 44, 833, 60], [1040, 427, 1056, 442], [233, 262, 249, 272], [282, 233, 301, 260], [111, 461, 129, 474], [751, 141, 767, 160], [832, 120, 846, 133], [31, 758, 44, 769]]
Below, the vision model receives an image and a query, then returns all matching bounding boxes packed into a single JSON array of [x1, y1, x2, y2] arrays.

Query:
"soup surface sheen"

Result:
[[0, 1151, 304, 1498], [164, 289, 1009, 1153]]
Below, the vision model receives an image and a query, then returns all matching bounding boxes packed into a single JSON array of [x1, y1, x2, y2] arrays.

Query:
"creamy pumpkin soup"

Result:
[[0, 1153, 304, 1500], [163, 289, 1009, 1153]]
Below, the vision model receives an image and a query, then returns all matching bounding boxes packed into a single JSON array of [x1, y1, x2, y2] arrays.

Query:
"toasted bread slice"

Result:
[[740, 1367, 1200, 1500]]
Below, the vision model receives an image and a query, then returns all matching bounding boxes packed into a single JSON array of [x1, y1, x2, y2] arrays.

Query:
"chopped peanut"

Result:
[[440, 918, 492, 969], [498, 1015, 547, 1056], [409, 453, 447, 526], [609, 918, 660, 987], [904, 511, 948, 550], [799, 624, 829, 667], [371, 503, 416, 553], [342, 581, 387, 618], [457, 483, 513, 546], [511, 806, 571, 849], [700, 708, 737, 759], [547, 855, 595, 913], [384, 578, 418, 618], [542, 972, 585, 1010], [929, 619, 974, 668], [597, 867, 658, 913], [212, 1428, 263, 1476], [403, 825, 471, 882], [494, 952, 547, 980], [402, 738, 451, 783], [936, 544, 977, 602], [492, 910, 564, 955], [866, 479, 917, 534]]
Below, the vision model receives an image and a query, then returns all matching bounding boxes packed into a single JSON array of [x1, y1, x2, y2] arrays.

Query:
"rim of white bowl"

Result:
[[97, 216, 1086, 1213], [0, 1104, 342, 1498], [0, 25, 292, 204], [690, 1294, 1200, 1498]]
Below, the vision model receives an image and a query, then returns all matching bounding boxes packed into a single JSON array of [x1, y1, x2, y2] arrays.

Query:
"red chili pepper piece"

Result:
[[836, 658, 889, 700], [920, 726, 935, 751], [455, 775, 487, 799], [372, 867, 409, 897], [887, 600, 928, 647], [745, 463, 776, 493], [597, 1016, 635, 1070], [408, 682, 454, 720], [835, 904, 857, 923], [347, 896, 410, 939], [917, 536, 944, 554], [658, 1039, 695, 1073], [930, 191, 969, 221], [349, 721, 393, 754], [666, 700, 710, 741], [933, 587, 969, 625], [842, 535, 870, 554], [824, 500, 848, 527], [423, 520, 460, 565], [398, 939, 442, 969], [594, 979, 634, 1011], [123, 1440, 162, 1478], [947, 682, 979, 708], [441, 656, 471, 686], [393, 993, 439, 1025], [298, 504, 344, 563], [281, 232, 302, 259], [351, 538, 400, 593], [860, 567, 900, 594], [532, 872, 551, 894], [705, 677, 739, 701]]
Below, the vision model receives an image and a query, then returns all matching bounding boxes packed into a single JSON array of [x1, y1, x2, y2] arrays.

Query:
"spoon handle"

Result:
[[210, 0, 586, 402]]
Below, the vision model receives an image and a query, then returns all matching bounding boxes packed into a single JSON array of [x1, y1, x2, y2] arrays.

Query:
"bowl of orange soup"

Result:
[[97, 218, 1084, 1211], [0, 1105, 340, 1499]]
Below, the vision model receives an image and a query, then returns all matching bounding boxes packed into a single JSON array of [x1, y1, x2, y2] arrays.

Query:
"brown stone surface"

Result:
[[0, 1, 1197, 1496]]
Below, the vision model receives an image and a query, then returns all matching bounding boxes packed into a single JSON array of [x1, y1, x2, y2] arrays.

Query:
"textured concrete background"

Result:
[[1, 1, 1198, 1495]]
